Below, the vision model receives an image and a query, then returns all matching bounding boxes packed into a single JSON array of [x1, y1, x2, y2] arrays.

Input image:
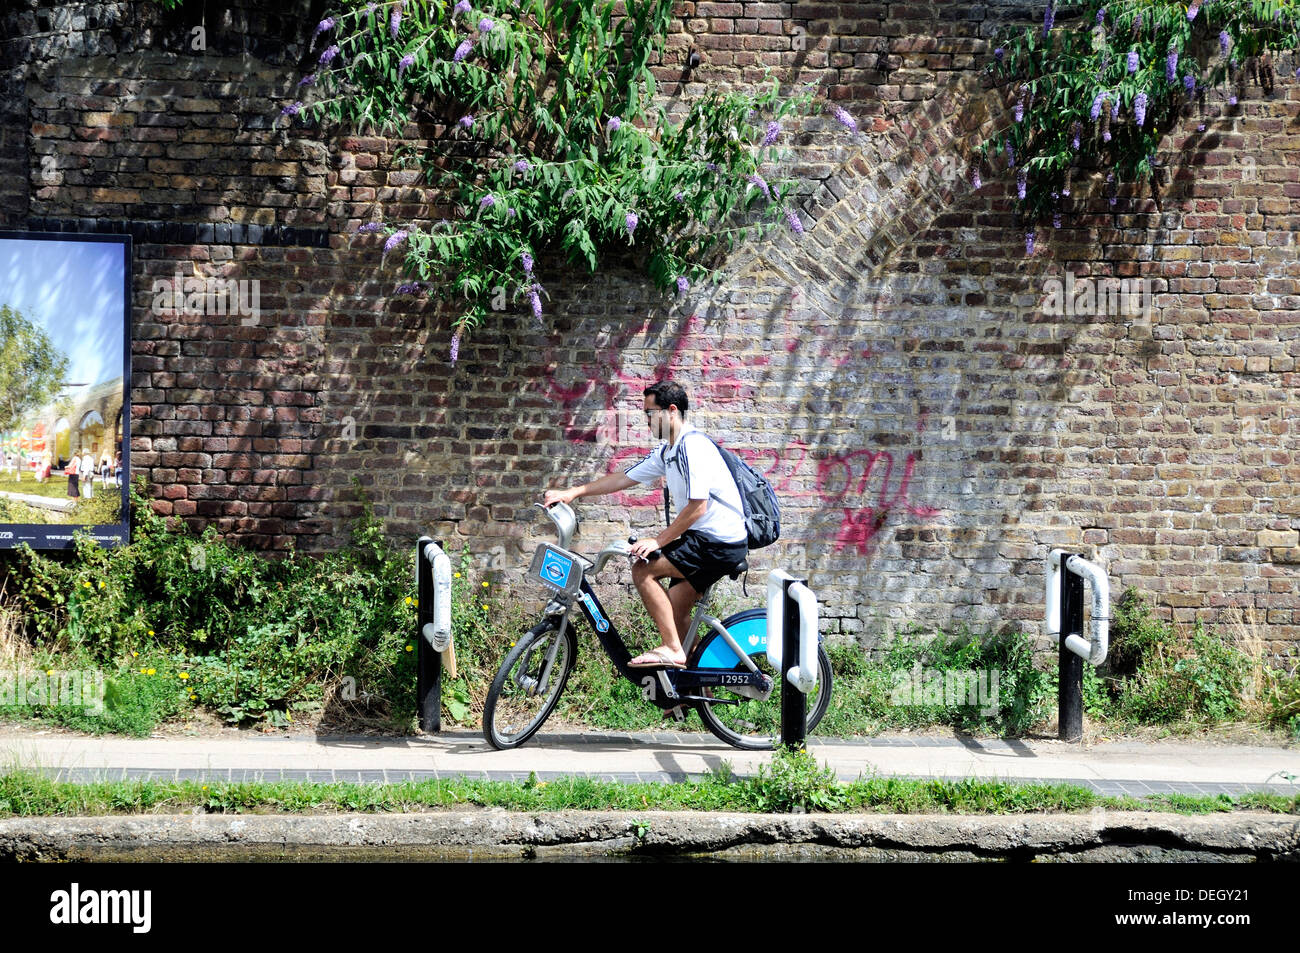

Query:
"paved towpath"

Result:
[[2, 727, 1297, 797]]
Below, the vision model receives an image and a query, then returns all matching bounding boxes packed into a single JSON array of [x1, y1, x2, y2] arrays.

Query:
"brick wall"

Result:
[[2, 1, 1297, 651]]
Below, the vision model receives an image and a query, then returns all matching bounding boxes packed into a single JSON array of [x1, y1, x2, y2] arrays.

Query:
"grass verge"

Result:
[[0, 762, 1295, 818]]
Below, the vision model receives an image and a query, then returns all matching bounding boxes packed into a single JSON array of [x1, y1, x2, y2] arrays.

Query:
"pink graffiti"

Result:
[[533, 315, 942, 549]]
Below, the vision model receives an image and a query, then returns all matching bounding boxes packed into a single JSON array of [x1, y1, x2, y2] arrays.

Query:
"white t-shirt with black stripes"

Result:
[[624, 424, 747, 544]]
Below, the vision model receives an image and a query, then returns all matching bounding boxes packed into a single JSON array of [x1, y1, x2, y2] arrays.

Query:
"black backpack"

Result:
[[664, 432, 781, 550]]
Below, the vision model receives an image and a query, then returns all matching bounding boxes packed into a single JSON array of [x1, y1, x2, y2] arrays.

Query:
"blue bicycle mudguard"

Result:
[[696, 608, 768, 669]]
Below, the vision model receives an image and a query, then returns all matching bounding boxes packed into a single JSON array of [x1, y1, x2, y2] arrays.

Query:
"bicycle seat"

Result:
[[727, 559, 749, 580]]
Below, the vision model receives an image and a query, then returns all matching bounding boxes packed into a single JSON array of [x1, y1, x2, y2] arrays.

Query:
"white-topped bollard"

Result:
[[416, 536, 456, 732], [1045, 549, 1110, 742], [767, 568, 820, 750]]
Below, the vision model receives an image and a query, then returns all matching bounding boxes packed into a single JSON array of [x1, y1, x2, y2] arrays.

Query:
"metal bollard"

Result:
[[1045, 549, 1110, 742], [416, 536, 454, 733], [767, 569, 820, 751]]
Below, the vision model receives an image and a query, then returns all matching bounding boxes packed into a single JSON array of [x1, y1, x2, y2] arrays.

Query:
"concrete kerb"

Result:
[[1, 811, 1297, 862]]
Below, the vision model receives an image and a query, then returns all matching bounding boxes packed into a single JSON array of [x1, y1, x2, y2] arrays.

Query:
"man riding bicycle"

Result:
[[542, 380, 748, 668]]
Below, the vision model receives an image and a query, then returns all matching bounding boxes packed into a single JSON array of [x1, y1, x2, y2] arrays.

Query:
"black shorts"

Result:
[[660, 530, 748, 594]]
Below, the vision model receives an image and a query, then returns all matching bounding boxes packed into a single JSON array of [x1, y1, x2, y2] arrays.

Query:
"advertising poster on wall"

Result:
[[0, 231, 131, 549]]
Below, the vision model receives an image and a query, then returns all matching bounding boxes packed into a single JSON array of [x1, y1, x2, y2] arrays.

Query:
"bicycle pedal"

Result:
[[662, 704, 687, 722]]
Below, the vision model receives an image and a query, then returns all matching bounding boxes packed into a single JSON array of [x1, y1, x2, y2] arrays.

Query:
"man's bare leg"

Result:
[[631, 555, 688, 663]]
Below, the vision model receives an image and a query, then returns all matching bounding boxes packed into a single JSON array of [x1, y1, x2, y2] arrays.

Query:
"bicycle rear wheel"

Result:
[[482, 618, 575, 750], [690, 608, 832, 750]]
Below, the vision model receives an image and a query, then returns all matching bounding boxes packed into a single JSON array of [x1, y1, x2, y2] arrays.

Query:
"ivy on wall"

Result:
[[272, 0, 861, 359], [982, 0, 1300, 254]]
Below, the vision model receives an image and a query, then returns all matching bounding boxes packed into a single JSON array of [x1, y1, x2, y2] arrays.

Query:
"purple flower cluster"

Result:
[[1015, 86, 1026, 122], [298, 74, 316, 87], [625, 212, 638, 236], [396, 282, 421, 295], [1220, 31, 1231, 55], [1071, 120, 1081, 150], [513, 159, 532, 173], [607, 116, 621, 133], [529, 286, 542, 321], [315, 17, 335, 36], [1127, 50, 1139, 73], [391, 9, 402, 39], [357, 222, 382, 233], [1228, 95, 1237, 106], [521, 251, 533, 274], [281, 102, 303, 116], [1016, 169, 1027, 200], [399, 54, 415, 77], [1134, 92, 1148, 126], [1188, 2, 1200, 20], [1184, 74, 1195, 91], [1090, 91, 1105, 120], [675, 191, 686, 202], [748, 173, 771, 198], [459, 114, 474, 129], [319, 44, 340, 65], [1167, 51, 1179, 83], [1097, 7, 1105, 25], [384, 230, 408, 253], [454, 0, 471, 14], [479, 18, 494, 32], [676, 275, 689, 295], [1005, 141, 1015, 168], [832, 106, 857, 133], [479, 194, 494, 210], [970, 165, 982, 190], [1043, 2, 1055, 36], [1052, 212, 1062, 229], [449, 330, 461, 365], [763, 121, 781, 146], [786, 209, 804, 234], [1025, 231, 1035, 256], [994, 47, 1005, 62], [453, 39, 473, 62]]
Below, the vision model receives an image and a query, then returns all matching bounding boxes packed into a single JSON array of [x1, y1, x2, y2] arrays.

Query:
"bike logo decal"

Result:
[[541, 549, 572, 584], [580, 593, 610, 632], [748, 634, 760, 647]]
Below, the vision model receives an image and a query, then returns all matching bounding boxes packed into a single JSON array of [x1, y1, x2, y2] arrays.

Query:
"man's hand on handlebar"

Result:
[[542, 488, 578, 507], [628, 538, 661, 562]]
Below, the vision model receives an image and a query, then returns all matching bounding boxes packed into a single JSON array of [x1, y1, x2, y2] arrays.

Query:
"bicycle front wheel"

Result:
[[690, 609, 833, 751], [482, 618, 575, 750]]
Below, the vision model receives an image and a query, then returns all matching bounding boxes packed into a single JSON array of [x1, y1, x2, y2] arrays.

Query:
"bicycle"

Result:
[[482, 501, 832, 750]]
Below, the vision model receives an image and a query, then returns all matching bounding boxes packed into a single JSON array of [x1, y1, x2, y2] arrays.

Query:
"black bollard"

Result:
[[780, 577, 807, 752], [416, 536, 442, 733], [1058, 553, 1085, 742]]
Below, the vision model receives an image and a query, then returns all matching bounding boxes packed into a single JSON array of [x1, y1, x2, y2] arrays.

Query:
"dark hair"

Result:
[[644, 380, 689, 420]]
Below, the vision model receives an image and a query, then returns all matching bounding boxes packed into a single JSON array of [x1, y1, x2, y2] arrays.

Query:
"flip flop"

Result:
[[628, 647, 687, 669]]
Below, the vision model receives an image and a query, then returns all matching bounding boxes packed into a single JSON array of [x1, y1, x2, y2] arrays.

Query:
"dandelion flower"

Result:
[[482, 581, 489, 588], [405, 645, 413, 652], [147, 668, 156, 675], [179, 672, 189, 680]]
